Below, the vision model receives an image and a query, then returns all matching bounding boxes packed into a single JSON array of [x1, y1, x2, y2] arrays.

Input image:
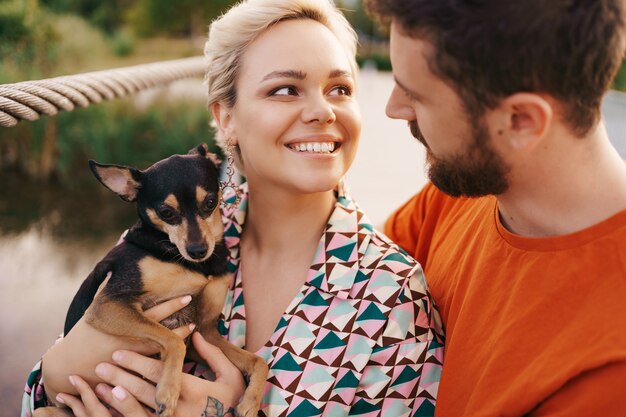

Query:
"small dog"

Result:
[[34, 144, 268, 417]]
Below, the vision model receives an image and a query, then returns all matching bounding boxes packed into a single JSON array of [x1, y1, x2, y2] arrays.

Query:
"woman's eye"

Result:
[[271, 86, 298, 96], [329, 85, 352, 96]]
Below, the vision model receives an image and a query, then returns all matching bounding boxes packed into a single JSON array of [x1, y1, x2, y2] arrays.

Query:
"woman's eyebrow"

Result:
[[262, 70, 306, 81], [329, 69, 352, 79]]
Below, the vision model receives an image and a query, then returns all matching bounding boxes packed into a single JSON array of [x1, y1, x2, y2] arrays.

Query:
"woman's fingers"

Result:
[[56, 393, 89, 417], [56, 375, 111, 417], [95, 384, 153, 417], [143, 295, 193, 322], [172, 323, 196, 339], [191, 332, 244, 386], [95, 362, 158, 410], [111, 350, 164, 384]]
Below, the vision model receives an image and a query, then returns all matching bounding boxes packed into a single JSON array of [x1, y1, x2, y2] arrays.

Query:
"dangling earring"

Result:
[[220, 139, 241, 208]]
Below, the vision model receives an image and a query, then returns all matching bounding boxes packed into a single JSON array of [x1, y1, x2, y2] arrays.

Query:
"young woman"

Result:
[[23, 1, 444, 416]]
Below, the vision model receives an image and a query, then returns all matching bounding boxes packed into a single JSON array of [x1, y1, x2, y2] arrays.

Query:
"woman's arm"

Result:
[[350, 270, 445, 416], [21, 295, 195, 415], [56, 332, 245, 417]]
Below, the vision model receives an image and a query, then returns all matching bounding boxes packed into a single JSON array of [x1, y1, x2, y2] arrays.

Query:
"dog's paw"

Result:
[[236, 398, 261, 417], [155, 392, 179, 417]]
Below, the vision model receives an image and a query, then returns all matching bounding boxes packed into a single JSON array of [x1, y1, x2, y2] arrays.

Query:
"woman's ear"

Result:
[[210, 102, 235, 143], [496, 93, 553, 151]]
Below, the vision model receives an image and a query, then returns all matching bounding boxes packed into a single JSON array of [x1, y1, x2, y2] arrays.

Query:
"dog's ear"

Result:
[[189, 143, 222, 166], [89, 160, 141, 202], [188, 143, 209, 156], [206, 152, 222, 166]]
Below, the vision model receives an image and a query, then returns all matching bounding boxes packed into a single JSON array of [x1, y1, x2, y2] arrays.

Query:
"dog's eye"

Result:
[[200, 195, 218, 214], [157, 205, 177, 222]]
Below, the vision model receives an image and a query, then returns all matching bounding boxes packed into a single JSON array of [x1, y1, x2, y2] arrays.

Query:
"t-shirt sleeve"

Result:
[[530, 361, 626, 416], [384, 183, 450, 266]]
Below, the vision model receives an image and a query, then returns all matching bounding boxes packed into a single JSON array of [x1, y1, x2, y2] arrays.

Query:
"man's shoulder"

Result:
[[390, 182, 495, 229]]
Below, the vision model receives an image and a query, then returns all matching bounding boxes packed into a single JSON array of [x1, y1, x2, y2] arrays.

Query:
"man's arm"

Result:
[[531, 361, 626, 417]]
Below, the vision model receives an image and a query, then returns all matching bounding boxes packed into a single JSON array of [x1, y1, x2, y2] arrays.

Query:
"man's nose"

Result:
[[386, 84, 415, 120]]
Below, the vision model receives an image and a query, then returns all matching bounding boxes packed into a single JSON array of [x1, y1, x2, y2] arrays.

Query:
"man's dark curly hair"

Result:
[[365, 0, 626, 136]]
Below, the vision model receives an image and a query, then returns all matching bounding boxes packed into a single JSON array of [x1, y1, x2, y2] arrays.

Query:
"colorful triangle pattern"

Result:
[[212, 183, 444, 416]]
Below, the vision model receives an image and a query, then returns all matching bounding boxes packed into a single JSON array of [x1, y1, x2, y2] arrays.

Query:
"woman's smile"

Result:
[[285, 134, 342, 157]]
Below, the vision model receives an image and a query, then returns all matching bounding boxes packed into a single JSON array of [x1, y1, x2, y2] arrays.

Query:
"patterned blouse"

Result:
[[22, 183, 445, 417]]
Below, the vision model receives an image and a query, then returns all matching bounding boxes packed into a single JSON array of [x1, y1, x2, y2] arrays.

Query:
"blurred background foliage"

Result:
[[0, 0, 392, 185], [0, 0, 625, 184]]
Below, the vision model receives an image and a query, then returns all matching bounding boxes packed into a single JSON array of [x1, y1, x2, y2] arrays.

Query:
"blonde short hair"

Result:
[[204, 0, 358, 149]]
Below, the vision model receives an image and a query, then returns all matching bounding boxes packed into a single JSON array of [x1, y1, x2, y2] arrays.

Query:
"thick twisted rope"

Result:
[[0, 56, 207, 128]]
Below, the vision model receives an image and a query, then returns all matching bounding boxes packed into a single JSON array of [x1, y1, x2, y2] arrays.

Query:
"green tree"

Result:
[[40, 0, 135, 33], [0, 0, 58, 82], [614, 60, 626, 92], [128, 0, 234, 38]]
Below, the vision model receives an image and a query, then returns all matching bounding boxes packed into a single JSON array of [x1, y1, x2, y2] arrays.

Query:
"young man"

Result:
[[366, 0, 626, 416]]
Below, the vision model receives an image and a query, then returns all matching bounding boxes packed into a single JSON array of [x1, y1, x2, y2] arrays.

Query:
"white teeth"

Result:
[[290, 142, 337, 154]]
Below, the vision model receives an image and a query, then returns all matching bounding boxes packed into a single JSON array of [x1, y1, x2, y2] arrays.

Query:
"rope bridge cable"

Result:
[[0, 56, 207, 128]]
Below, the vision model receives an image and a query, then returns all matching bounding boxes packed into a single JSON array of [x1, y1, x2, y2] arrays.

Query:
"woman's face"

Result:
[[225, 18, 361, 194]]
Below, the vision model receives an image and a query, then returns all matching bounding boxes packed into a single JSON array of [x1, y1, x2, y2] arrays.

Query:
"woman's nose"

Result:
[[302, 95, 336, 124]]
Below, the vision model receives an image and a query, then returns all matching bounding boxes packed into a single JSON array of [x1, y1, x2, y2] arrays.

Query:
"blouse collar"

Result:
[[221, 181, 375, 300]]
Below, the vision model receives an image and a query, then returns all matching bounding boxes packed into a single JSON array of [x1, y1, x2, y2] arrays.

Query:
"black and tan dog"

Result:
[[34, 144, 268, 417]]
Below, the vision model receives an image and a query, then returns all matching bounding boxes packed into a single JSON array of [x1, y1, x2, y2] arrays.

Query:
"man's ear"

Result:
[[210, 101, 236, 143], [492, 93, 553, 151], [89, 160, 141, 202]]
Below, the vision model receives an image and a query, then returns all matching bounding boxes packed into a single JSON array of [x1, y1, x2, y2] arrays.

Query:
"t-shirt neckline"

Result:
[[493, 201, 626, 252]]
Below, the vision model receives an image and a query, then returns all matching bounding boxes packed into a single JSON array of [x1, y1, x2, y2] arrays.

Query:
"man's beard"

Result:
[[409, 120, 510, 197]]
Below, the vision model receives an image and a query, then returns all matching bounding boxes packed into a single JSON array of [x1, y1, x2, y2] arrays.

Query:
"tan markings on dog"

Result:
[[164, 194, 179, 211], [194, 188, 223, 257], [195, 274, 269, 417], [146, 208, 190, 257], [84, 297, 186, 417], [195, 210, 222, 256], [171, 217, 189, 255], [138, 257, 208, 302], [197, 274, 231, 323], [146, 208, 167, 229], [196, 186, 207, 204]]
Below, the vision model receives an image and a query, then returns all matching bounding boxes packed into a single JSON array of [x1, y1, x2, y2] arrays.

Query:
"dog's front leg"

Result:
[[196, 275, 269, 417], [85, 297, 186, 417]]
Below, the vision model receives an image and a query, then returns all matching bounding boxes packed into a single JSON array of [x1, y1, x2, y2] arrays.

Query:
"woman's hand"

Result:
[[55, 375, 151, 417], [41, 294, 196, 404], [56, 333, 246, 417]]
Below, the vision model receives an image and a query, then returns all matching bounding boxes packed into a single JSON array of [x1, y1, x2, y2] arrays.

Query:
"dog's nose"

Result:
[[187, 243, 208, 260]]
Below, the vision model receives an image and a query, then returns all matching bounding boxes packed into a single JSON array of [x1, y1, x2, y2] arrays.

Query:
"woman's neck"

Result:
[[242, 181, 337, 256]]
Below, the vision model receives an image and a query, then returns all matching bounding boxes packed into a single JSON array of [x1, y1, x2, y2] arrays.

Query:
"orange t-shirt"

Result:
[[385, 182, 626, 417]]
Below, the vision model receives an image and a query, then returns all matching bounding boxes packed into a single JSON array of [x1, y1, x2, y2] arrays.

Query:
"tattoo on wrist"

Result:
[[201, 396, 241, 417]]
